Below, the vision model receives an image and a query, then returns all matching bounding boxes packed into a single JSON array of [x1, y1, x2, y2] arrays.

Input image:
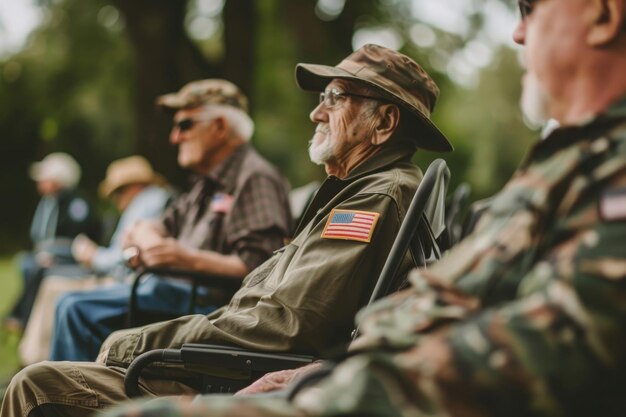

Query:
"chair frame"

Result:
[[126, 268, 241, 328]]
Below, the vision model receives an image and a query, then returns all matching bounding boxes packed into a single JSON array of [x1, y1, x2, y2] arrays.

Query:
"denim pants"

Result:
[[49, 276, 215, 362]]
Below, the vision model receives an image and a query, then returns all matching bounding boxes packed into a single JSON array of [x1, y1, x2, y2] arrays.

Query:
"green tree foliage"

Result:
[[0, 0, 135, 250], [0, 0, 534, 253]]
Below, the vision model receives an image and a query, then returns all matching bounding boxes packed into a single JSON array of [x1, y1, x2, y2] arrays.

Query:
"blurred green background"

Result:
[[0, 258, 21, 382], [0, 0, 535, 378]]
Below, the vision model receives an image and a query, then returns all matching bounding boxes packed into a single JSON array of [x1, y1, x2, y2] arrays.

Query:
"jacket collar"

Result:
[[523, 96, 626, 165], [294, 140, 416, 235], [191, 143, 249, 192], [334, 139, 416, 182]]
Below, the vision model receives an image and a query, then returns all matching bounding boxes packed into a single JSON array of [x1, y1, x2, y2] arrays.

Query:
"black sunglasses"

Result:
[[173, 118, 196, 132], [173, 118, 213, 132], [518, 0, 537, 19]]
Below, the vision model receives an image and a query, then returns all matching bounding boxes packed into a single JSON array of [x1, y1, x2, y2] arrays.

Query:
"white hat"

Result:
[[29, 153, 81, 189]]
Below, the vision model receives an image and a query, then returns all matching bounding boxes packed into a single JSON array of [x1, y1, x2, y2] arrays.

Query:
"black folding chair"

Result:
[[124, 159, 451, 397], [126, 268, 242, 327], [441, 182, 472, 250]]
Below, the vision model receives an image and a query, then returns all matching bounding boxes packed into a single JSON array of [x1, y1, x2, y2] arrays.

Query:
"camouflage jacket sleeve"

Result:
[[327, 124, 626, 416], [291, 192, 626, 417]]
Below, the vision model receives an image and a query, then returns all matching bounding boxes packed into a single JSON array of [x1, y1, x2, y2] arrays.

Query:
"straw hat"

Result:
[[99, 156, 166, 198]]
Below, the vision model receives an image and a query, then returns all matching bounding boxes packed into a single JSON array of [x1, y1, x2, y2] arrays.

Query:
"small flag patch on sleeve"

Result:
[[600, 187, 626, 221], [321, 209, 380, 243]]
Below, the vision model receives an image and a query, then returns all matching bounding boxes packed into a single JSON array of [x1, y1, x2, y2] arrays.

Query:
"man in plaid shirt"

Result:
[[47, 79, 293, 362]]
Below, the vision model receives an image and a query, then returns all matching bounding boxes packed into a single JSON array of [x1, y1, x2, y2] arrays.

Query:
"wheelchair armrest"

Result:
[[180, 343, 315, 373], [124, 348, 183, 398], [124, 344, 314, 398]]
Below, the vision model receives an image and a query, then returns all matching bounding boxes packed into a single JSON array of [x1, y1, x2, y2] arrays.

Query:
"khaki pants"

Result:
[[1, 361, 198, 417], [19, 276, 117, 366]]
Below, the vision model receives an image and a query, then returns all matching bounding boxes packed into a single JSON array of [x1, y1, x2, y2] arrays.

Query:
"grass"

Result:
[[0, 255, 22, 384]]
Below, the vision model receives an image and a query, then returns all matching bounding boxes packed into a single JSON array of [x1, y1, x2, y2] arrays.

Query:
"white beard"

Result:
[[308, 125, 335, 165], [520, 72, 551, 127]]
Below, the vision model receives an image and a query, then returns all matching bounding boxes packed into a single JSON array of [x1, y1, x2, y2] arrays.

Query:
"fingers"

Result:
[[140, 241, 180, 268], [72, 235, 98, 265], [234, 377, 283, 396], [234, 371, 291, 396]]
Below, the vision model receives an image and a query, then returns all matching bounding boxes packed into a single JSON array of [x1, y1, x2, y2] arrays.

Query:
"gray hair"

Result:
[[360, 99, 381, 119], [197, 104, 255, 141], [357, 98, 415, 145]]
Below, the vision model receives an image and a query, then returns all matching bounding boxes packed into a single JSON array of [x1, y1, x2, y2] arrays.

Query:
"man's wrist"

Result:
[[180, 246, 197, 270], [122, 246, 140, 266]]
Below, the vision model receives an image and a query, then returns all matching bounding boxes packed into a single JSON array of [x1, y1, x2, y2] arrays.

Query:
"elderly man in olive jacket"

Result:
[[1, 44, 452, 417]]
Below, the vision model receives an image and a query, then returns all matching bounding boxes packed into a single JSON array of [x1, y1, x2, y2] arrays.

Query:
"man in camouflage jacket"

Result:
[[100, 0, 626, 416]]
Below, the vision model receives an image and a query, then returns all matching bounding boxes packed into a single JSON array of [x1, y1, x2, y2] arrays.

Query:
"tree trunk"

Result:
[[222, 0, 257, 99], [113, 0, 217, 184]]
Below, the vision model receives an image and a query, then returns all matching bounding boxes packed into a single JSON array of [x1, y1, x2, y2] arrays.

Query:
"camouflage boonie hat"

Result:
[[296, 44, 452, 152], [156, 79, 249, 113]]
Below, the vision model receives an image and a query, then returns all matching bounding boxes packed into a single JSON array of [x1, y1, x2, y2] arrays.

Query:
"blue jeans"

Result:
[[48, 276, 215, 361]]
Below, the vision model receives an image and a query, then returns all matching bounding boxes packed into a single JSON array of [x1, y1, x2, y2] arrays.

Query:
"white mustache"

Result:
[[315, 124, 330, 134]]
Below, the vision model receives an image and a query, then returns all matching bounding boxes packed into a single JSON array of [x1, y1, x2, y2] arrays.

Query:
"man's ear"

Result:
[[587, 0, 625, 46], [371, 104, 400, 146], [213, 116, 226, 131], [211, 116, 230, 140]]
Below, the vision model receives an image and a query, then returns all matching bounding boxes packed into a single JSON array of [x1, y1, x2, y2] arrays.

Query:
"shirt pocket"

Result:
[[244, 243, 299, 288]]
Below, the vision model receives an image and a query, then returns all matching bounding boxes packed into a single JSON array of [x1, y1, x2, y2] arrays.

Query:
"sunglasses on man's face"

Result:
[[518, 0, 538, 19], [173, 118, 198, 132], [173, 118, 213, 132]]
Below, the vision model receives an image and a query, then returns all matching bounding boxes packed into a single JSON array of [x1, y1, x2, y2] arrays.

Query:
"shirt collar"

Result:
[[523, 95, 626, 165], [203, 143, 249, 192]]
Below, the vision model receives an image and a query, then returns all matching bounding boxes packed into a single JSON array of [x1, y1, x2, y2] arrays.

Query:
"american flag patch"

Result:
[[210, 193, 234, 214], [321, 209, 380, 243], [600, 187, 626, 221]]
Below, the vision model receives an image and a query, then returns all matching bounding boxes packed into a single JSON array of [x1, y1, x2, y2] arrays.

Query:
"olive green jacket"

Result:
[[105, 143, 421, 367]]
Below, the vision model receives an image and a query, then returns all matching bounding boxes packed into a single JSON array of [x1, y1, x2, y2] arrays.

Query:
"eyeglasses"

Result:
[[319, 88, 388, 108], [173, 118, 213, 132], [518, 0, 538, 19]]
